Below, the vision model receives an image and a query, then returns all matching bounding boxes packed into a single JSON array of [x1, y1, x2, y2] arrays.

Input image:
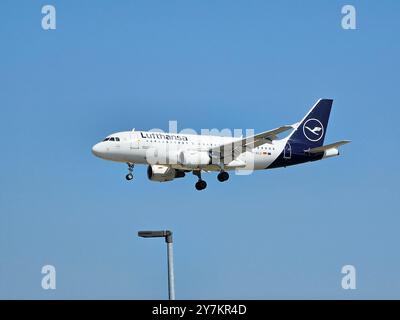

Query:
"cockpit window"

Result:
[[103, 136, 120, 142]]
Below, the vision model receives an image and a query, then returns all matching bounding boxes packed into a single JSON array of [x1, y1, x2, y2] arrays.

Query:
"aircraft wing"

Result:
[[308, 140, 351, 154], [210, 125, 293, 160]]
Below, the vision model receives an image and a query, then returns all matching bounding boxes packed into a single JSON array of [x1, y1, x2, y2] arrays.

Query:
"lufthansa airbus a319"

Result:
[[92, 99, 350, 190]]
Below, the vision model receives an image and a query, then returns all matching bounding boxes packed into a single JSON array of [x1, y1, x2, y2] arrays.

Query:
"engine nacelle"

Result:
[[178, 151, 211, 169], [147, 165, 185, 182], [323, 147, 339, 159]]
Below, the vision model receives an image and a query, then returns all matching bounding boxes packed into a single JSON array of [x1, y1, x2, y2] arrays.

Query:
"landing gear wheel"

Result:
[[125, 163, 134, 181], [217, 171, 229, 182], [195, 180, 207, 191]]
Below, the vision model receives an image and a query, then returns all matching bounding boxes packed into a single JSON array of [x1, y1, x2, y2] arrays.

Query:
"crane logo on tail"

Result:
[[303, 118, 324, 142]]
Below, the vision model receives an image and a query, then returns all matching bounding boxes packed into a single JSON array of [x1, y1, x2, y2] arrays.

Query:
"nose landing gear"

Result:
[[125, 163, 134, 181]]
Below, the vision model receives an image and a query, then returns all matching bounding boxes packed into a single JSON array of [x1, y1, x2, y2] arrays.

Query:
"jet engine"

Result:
[[147, 165, 185, 182], [178, 151, 211, 169]]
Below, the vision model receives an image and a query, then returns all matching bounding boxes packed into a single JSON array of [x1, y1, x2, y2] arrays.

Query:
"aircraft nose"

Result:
[[92, 143, 104, 157]]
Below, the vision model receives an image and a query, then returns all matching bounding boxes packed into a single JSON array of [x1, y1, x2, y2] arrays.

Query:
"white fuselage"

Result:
[[92, 130, 287, 171]]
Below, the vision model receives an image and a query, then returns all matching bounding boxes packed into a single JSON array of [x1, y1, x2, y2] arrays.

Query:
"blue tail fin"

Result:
[[288, 99, 333, 148]]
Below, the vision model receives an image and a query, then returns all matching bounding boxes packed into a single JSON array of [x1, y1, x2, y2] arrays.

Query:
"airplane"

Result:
[[92, 99, 350, 190]]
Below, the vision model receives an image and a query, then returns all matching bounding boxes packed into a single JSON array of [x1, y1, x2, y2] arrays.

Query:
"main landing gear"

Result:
[[193, 170, 229, 190], [193, 170, 207, 191], [125, 163, 134, 181], [217, 171, 229, 182]]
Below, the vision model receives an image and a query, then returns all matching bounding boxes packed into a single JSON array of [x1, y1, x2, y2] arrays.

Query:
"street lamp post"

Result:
[[138, 230, 175, 300]]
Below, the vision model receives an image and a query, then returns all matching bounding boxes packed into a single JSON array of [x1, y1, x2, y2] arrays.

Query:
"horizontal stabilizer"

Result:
[[308, 140, 351, 154]]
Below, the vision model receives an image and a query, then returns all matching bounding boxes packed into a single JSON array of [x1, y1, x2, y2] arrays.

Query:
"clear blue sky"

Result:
[[1, 0, 399, 299]]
